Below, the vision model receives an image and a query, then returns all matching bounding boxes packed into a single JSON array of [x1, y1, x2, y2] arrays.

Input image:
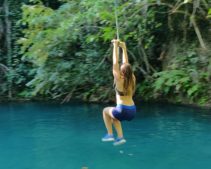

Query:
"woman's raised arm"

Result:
[[119, 41, 128, 64], [112, 39, 120, 79]]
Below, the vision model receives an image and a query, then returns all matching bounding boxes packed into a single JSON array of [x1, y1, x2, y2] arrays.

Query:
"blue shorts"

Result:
[[112, 104, 136, 121]]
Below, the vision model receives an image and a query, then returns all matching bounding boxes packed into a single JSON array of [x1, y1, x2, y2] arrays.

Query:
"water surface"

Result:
[[0, 102, 211, 169]]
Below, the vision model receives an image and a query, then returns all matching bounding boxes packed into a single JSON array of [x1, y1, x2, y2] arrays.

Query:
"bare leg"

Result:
[[103, 107, 114, 135], [107, 108, 124, 138], [113, 119, 123, 138]]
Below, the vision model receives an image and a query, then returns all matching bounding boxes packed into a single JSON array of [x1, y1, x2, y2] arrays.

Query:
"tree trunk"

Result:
[[3, 0, 12, 98], [190, 15, 207, 49]]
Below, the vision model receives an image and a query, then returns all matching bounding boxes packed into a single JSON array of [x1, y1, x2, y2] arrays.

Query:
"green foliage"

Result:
[[0, 0, 210, 106], [138, 44, 211, 105], [208, 8, 211, 18], [18, 0, 116, 100], [16, 0, 211, 105]]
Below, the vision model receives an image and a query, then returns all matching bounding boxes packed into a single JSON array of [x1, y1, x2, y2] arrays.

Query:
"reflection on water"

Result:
[[0, 102, 210, 169]]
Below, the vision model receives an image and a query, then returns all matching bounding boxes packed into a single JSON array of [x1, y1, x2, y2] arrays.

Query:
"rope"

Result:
[[114, 0, 120, 40]]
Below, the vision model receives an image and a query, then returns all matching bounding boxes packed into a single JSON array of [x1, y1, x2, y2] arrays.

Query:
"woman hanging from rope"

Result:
[[102, 39, 136, 146]]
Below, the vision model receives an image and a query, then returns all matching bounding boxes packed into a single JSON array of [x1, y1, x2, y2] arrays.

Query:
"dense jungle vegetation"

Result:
[[0, 0, 211, 106]]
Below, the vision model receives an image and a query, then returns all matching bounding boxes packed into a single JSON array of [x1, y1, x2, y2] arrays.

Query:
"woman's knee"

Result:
[[103, 107, 113, 115], [103, 107, 108, 115]]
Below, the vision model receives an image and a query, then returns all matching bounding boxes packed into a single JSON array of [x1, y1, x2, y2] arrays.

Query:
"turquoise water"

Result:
[[0, 102, 211, 169]]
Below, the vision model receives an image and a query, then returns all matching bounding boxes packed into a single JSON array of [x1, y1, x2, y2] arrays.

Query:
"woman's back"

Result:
[[115, 75, 135, 106]]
